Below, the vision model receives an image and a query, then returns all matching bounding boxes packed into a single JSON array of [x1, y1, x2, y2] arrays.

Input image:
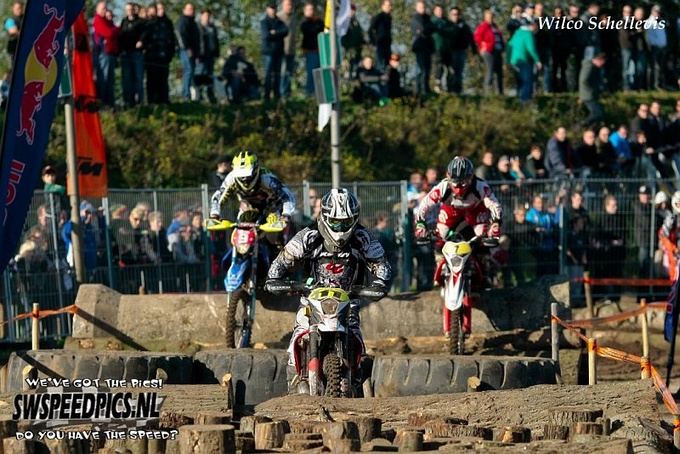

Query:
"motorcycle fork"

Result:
[[462, 274, 473, 334], [308, 325, 321, 395]]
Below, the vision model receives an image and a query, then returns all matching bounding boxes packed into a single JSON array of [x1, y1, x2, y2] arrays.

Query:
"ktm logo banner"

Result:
[[68, 12, 108, 198], [0, 0, 84, 273]]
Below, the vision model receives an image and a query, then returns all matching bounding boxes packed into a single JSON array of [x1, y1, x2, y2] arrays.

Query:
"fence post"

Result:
[[640, 356, 651, 379], [584, 271, 594, 320], [551, 303, 562, 385], [588, 337, 597, 385], [31, 303, 39, 351], [640, 298, 649, 358]]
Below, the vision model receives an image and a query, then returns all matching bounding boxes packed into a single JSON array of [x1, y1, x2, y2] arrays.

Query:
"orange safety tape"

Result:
[[595, 346, 641, 365], [574, 277, 672, 286], [560, 301, 668, 329], [551, 315, 589, 343], [0, 305, 77, 327], [651, 366, 680, 416]]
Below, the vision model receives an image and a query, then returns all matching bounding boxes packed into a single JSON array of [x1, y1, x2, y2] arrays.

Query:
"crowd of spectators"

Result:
[[4, 1, 680, 110]]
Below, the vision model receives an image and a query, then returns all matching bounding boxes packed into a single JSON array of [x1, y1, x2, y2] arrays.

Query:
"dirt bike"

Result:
[[267, 281, 384, 397], [206, 213, 286, 348], [433, 232, 498, 355]]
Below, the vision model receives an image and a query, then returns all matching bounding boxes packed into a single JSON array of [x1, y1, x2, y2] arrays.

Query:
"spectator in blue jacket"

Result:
[[609, 124, 634, 177], [62, 201, 103, 282], [525, 194, 558, 277]]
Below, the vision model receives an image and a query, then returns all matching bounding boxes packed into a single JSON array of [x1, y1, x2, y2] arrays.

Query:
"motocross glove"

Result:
[[488, 222, 501, 238], [414, 222, 427, 238], [264, 279, 289, 295]]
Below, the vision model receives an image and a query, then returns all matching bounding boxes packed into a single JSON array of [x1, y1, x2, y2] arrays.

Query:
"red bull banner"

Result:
[[69, 12, 108, 198], [0, 0, 84, 272]]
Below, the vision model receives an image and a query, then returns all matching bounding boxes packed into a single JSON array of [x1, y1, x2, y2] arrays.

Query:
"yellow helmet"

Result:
[[232, 151, 260, 191]]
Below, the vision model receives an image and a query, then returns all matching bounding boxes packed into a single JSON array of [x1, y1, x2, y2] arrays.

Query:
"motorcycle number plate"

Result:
[[233, 229, 255, 247]]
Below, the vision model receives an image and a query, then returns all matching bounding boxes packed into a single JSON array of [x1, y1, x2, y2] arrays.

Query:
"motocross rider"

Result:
[[263, 188, 392, 391], [208, 151, 296, 260], [414, 156, 503, 286], [659, 191, 680, 281]]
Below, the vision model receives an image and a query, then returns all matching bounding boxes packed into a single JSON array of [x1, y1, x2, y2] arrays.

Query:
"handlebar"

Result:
[[424, 231, 499, 248], [205, 217, 287, 233], [265, 280, 386, 300]]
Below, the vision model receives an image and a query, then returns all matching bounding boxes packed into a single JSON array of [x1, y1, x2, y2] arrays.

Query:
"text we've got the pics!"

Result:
[[538, 15, 666, 30]]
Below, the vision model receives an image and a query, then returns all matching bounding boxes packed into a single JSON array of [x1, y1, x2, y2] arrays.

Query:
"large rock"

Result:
[[71, 277, 570, 345]]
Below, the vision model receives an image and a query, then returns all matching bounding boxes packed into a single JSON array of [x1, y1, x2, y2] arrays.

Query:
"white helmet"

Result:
[[672, 191, 680, 214], [654, 191, 669, 205], [318, 188, 360, 252]]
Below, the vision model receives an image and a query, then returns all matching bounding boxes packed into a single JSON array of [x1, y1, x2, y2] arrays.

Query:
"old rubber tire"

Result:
[[194, 349, 288, 406], [371, 355, 558, 397], [6, 350, 193, 392], [225, 288, 250, 349]]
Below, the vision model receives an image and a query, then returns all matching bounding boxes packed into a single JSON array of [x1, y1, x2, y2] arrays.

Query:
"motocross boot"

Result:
[[287, 364, 309, 395]]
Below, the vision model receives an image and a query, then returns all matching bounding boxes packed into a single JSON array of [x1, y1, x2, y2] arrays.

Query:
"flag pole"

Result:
[[63, 36, 84, 284], [667, 260, 680, 388], [329, 0, 341, 189]]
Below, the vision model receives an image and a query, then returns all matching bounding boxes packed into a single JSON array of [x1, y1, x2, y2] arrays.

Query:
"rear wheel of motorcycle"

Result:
[[447, 308, 465, 355], [225, 288, 250, 349], [322, 353, 342, 398]]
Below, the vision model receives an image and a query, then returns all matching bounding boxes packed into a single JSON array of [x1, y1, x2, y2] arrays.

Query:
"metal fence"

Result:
[[0, 178, 672, 342]]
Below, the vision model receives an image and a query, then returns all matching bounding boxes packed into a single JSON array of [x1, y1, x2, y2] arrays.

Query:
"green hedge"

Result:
[[1, 91, 679, 188]]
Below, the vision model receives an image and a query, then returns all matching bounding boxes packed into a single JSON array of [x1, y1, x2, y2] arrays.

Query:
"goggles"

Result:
[[327, 217, 354, 232]]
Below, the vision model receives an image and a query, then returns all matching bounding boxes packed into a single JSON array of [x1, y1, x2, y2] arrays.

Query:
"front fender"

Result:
[[225, 256, 251, 292]]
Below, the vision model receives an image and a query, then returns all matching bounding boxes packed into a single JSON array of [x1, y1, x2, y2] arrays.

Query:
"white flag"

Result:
[[318, 103, 332, 131], [337, 0, 351, 37]]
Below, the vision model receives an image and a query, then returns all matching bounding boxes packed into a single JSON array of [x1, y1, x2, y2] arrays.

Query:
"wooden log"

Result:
[[367, 438, 398, 451], [422, 420, 490, 440], [407, 412, 436, 427], [160, 410, 194, 429], [221, 373, 234, 412], [350, 416, 382, 442], [196, 411, 232, 425], [598, 417, 611, 436], [283, 433, 325, 450], [234, 430, 254, 453], [499, 425, 531, 443], [392, 427, 424, 446], [178, 424, 236, 454], [325, 437, 360, 452], [0, 417, 17, 439], [254, 421, 287, 450], [147, 438, 166, 454], [287, 420, 319, 434], [467, 376, 482, 392], [548, 407, 603, 426], [397, 430, 422, 452], [238, 415, 272, 435], [2, 439, 34, 454], [573, 421, 604, 436], [543, 424, 570, 440], [381, 428, 396, 443], [316, 421, 360, 442]]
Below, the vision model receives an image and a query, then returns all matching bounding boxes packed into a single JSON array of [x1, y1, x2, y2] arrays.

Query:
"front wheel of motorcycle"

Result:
[[225, 288, 250, 348], [322, 353, 343, 398], [447, 308, 465, 355]]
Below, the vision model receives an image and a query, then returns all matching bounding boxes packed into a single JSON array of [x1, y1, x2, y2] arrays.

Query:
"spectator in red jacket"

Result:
[[93, 1, 120, 107], [474, 9, 504, 94]]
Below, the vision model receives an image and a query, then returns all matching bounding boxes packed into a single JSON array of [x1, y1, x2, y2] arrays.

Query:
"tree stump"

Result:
[[283, 433, 324, 450], [196, 411, 232, 425], [408, 412, 437, 427], [499, 426, 531, 443], [160, 410, 194, 429], [325, 437, 360, 452], [287, 420, 318, 434], [467, 376, 482, 392], [148, 438, 166, 454], [397, 430, 423, 452], [238, 415, 272, 435], [0, 417, 17, 439], [2, 439, 33, 454], [234, 430, 254, 453], [543, 424, 570, 440], [393, 427, 425, 445], [350, 416, 382, 442], [381, 428, 397, 443], [422, 420, 490, 440], [597, 417, 611, 436], [254, 421, 288, 450], [573, 421, 604, 436], [43, 438, 91, 454], [548, 407, 603, 426], [178, 424, 236, 454], [316, 421, 360, 441]]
